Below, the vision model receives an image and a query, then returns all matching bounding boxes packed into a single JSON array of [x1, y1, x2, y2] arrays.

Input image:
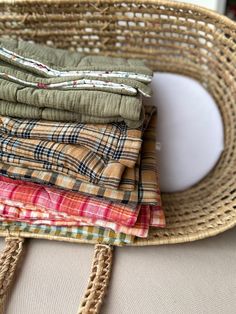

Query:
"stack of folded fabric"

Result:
[[0, 39, 165, 245]]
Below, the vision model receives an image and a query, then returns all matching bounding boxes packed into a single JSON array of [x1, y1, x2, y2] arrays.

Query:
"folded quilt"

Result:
[[0, 111, 160, 206], [0, 135, 134, 190], [0, 39, 153, 126], [0, 40, 164, 246], [0, 201, 164, 238], [0, 116, 141, 167], [0, 175, 140, 227], [0, 106, 155, 168], [0, 39, 152, 78], [0, 65, 151, 96], [0, 175, 165, 237], [0, 221, 133, 245], [0, 107, 156, 190], [0, 102, 144, 127]]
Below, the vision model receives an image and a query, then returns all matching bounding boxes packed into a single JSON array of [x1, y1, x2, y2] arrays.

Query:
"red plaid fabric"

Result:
[[0, 201, 153, 237], [0, 176, 165, 237], [0, 175, 139, 227], [150, 205, 165, 227]]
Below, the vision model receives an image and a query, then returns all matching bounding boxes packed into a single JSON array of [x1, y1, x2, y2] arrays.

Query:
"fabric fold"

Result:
[[0, 39, 153, 78], [0, 39, 153, 127], [0, 110, 161, 206], [0, 175, 140, 227], [0, 220, 133, 245], [0, 116, 141, 168], [0, 39, 164, 245]]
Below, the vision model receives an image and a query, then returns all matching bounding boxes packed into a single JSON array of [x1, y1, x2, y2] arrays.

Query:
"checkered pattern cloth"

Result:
[[0, 135, 132, 190], [0, 112, 161, 206], [0, 107, 155, 190], [0, 220, 133, 245], [0, 106, 155, 168], [0, 176, 165, 237], [0, 201, 164, 238], [0, 175, 140, 226]]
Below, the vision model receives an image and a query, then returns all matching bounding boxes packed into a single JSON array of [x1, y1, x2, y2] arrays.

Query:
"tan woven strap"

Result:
[[0, 240, 112, 314], [78, 244, 113, 314], [0, 237, 24, 314]]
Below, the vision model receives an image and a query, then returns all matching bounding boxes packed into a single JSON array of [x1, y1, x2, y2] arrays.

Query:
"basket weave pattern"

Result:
[[0, 0, 235, 245]]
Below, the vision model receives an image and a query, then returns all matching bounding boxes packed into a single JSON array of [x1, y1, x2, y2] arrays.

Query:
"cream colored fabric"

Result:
[[1, 227, 236, 314]]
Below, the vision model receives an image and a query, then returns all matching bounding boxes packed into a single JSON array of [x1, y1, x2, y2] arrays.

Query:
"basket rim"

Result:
[[2, 0, 235, 29], [1, 212, 236, 246]]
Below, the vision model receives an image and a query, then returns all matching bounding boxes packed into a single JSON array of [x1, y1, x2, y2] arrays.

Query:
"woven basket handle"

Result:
[[0, 238, 113, 314], [0, 236, 24, 314], [78, 244, 113, 313]]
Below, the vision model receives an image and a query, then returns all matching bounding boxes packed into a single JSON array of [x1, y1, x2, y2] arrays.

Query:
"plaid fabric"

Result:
[[0, 113, 161, 206], [0, 220, 133, 245], [0, 135, 131, 190], [0, 176, 165, 237], [0, 108, 155, 190], [0, 116, 142, 169], [0, 175, 140, 227], [150, 206, 165, 227], [0, 201, 158, 238], [0, 116, 141, 168], [138, 108, 160, 203]]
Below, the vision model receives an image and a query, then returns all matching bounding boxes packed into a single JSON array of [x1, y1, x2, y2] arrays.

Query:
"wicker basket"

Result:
[[0, 0, 235, 247], [0, 1, 236, 313]]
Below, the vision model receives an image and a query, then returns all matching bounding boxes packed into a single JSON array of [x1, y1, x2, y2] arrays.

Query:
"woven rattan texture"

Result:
[[0, 0, 235, 245], [78, 244, 113, 314], [0, 237, 24, 314]]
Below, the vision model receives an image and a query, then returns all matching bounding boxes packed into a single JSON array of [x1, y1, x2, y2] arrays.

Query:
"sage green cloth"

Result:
[[0, 39, 153, 126], [0, 61, 152, 96], [0, 93, 143, 127], [0, 39, 152, 77]]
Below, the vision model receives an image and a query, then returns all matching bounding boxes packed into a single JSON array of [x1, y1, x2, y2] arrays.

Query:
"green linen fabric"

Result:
[[0, 62, 152, 96], [0, 89, 144, 127], [0, 38, 152, 76], [0, 39, 153, 126]]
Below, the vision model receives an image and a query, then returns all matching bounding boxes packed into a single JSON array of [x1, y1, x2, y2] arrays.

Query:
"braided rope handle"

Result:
[[0, 239, 113, 314], [0, 237, 24, 314], [78, 244, 113, 314]]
